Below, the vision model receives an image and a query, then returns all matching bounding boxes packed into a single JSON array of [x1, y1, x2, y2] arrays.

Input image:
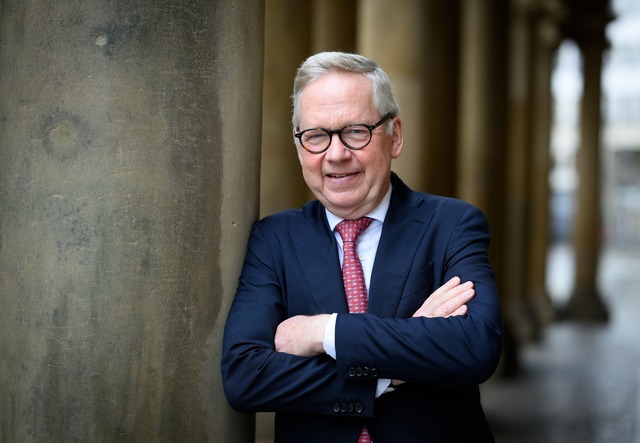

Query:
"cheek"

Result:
[[299, 155, 323, 180], [362, 152, 391, 177]]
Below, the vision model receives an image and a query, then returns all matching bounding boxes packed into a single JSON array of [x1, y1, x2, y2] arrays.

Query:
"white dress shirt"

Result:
[[323, 186, 393, 397]]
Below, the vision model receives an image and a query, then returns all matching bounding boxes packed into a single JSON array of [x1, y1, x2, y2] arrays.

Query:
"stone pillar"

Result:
[[422, 1, 461, 197], [458, 0, 509, 279], [503, 0, 538, 345], [457, 0, 509, 259], [526, 3, 564, 327], [458, 0, 508, 212], [565, 15, 611, 322], [458, 0, 514, 375], [357, 0, 429, 191], [0, 1, 263, 442], [313, 0, 357, 52], [260, 0, 313, 218]]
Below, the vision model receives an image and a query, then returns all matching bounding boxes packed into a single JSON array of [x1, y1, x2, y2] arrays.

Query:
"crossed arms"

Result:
[[275, 276, 474, 357], [221, 205, 502, 416]]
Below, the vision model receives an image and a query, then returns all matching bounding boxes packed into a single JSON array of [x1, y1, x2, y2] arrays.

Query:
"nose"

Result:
[[324, 132, 351, 161]]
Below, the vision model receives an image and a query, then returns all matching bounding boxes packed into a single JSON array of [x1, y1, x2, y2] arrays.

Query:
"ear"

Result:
[[390, 116, 404, 159], [293, 128, 304, 164]]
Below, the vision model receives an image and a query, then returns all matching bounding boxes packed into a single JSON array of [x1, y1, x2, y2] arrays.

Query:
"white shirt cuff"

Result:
[[323, 313, 338, 359], [377, 379, 393, 397]]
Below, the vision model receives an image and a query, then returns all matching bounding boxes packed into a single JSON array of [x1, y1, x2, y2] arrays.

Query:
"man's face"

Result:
[[295, 72, 403, 220]]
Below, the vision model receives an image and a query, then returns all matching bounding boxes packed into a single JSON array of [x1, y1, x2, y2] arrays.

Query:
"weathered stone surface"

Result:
[[0, 1, 263, 441]]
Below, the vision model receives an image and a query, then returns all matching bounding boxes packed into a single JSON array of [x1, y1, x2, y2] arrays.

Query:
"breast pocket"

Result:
[[396, 262, 435, 317]]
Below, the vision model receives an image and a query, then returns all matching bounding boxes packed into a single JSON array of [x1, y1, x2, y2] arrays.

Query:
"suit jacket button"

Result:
[[354, 403, 363, 413], [333, 403, 340, 413], [356, 367, 363, 376], [363, 367, 370, 376], [340, 403, 348, 413], [348, 367, 356, 377], [347, 403, 354, 413], [371, 368, 378, 378]]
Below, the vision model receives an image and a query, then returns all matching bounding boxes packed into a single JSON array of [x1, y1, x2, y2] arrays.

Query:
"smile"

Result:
[[327, 172, 357, 178]]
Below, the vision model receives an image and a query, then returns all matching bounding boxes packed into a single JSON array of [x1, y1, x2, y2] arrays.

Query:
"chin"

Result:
[[324, 194, 360, 209]]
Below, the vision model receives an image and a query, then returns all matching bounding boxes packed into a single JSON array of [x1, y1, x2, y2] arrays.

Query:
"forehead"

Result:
[[298, 72, 375, 126]]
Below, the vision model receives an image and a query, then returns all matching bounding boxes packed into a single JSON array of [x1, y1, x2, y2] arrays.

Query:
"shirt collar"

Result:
[[325, 185, 392, 232]]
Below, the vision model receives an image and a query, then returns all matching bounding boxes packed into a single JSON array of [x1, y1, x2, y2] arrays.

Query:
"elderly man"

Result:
[[221, 51, 502, 442]]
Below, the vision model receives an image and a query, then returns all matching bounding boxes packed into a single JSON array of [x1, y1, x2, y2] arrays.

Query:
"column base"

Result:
[[507, 302, 544, 343], [529, 289, 558, 326], [495, 320, 521, 378], [561, 287, 609, 323]]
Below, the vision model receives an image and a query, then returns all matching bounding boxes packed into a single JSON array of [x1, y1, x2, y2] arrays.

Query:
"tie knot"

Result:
[[336, 217, 373, 243]]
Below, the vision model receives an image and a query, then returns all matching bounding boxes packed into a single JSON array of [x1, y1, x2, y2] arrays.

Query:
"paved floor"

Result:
[[481, 244, 640, 443]]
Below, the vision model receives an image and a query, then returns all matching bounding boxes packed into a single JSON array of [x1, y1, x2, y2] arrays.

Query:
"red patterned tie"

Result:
[[336, 217, 373, 443]]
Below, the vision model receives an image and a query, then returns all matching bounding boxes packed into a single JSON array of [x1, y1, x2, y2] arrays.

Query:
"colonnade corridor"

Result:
[[481, 243, 640, 443]]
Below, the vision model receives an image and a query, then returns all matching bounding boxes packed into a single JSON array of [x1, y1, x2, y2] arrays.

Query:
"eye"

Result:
[[343, 126, 369, 138], [302, 130, 328, 144]]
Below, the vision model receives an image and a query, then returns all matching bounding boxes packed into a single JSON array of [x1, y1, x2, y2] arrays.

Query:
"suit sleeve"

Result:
[[220, 222, 377, 416], [334, 206, 502, 386]]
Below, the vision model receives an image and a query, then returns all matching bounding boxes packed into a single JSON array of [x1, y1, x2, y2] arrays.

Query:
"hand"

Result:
[[412, 276, 474, 318], [275, 314, 331, 357]]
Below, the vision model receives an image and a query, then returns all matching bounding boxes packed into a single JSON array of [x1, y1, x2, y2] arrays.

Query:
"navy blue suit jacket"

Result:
[[221, 173, 502, 442]]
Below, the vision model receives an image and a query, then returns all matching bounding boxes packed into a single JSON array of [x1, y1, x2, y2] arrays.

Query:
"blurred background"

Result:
[[257, 0, 640, 441]]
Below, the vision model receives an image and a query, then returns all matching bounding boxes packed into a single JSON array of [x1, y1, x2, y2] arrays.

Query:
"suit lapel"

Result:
[[290, 202, 348, 313], [368, 175, 436, 318]]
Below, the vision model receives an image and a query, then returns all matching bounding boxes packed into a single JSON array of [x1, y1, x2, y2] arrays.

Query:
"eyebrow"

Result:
[[298, 117, 375, 131]]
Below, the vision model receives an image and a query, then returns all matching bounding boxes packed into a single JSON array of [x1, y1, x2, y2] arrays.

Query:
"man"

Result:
[[221, 52, 502, 442]]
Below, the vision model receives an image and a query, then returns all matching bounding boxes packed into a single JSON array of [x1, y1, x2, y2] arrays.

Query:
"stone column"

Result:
[[260, 0, 313, 218], [503, 0, 538, 345], [565, 17, 611, 322], [422, 1, 461, 197], [526, 3, 564, 327], [457, 0, 509, 258], [313, 0, 357, 52], [0, 1, 263, 442], [458, 0, 508, 213], [357, 0, 429, 191], [458, 0, 514, 374]]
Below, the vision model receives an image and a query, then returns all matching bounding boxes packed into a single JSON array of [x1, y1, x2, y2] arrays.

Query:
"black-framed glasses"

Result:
[[294, 113, 394, 154]]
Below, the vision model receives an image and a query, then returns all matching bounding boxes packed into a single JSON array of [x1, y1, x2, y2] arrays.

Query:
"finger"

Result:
[[434, 288, 474, 317], [412, 280, 474, 318], [430, 276, 461, 298], [445, 305, 468, 318], [432, 280, 473, 306]]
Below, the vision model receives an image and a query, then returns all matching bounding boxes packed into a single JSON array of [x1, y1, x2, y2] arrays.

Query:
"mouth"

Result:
[[326, 172, 358, 179]]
